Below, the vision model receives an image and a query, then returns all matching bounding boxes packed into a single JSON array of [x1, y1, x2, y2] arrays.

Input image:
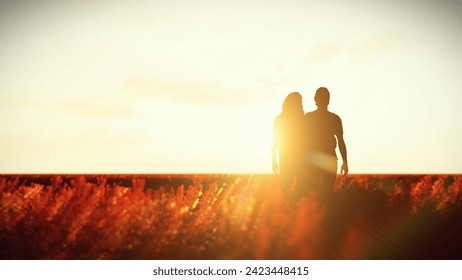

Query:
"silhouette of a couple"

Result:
[[272, 87, 348, 201]]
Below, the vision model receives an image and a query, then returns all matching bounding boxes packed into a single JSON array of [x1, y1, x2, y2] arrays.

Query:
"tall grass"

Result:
[[1, 174, 461, 259]]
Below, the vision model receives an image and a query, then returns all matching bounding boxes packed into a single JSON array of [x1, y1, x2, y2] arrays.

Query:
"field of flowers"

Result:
[[1, 174, 461, 259]]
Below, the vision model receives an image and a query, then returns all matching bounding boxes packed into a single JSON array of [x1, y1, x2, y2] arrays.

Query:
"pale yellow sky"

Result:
[[1, 0, 461, 173]]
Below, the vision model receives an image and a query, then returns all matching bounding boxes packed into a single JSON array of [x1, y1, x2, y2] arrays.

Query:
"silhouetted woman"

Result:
[[272, 92, 306, 192]]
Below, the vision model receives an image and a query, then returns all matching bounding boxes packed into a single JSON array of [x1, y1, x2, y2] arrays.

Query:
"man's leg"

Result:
[[319, 160, 337, 202]]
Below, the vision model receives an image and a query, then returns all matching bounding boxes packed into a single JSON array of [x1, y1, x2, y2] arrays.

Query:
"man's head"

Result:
[[314, 87, 330, 108]]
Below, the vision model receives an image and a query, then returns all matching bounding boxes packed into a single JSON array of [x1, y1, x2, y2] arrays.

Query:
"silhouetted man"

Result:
[[304, 87, 348, 199]]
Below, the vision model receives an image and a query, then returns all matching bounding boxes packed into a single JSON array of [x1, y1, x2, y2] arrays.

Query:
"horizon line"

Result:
[[1, 173, 461, 176]]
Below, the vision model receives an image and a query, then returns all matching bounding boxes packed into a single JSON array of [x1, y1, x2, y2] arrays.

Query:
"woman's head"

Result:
[[282, 92, 303, 116]]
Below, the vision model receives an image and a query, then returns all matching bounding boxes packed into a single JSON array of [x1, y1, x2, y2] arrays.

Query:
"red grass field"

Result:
[[1, 174, 461, 259]]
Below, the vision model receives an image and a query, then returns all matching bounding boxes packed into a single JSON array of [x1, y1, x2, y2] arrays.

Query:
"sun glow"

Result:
[[0, 0, 461, 173]]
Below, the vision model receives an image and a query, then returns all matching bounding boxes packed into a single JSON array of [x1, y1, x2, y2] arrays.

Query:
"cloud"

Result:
[[123, 76, 264, 108], [63, 100, 139, 120], [348, 31, 410, 64], [62, 0, 177, 30], [308, 43, 343, 61], [304, 32, 410, 66], [0, 96, 139, 120]]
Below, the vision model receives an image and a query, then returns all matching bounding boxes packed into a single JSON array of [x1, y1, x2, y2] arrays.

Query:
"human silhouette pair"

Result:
[[272, 87, 348, 200]]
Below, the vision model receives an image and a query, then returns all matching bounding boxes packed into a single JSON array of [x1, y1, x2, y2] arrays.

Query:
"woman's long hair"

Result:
[[275, 92, 305, 149], [281, 92, 304, 118]]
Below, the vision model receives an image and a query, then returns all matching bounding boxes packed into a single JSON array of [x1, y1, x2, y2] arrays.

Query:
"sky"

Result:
[[0, 0, 461, 174]]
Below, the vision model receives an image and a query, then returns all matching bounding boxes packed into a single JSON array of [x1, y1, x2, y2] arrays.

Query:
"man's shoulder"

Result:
[[305, 110, 340, 118], [304, 110, 316, 117], [328, 111, 341, 120]]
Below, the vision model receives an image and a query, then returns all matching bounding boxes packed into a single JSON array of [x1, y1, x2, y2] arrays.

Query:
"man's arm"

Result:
[[337, 134, 348, 175]]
